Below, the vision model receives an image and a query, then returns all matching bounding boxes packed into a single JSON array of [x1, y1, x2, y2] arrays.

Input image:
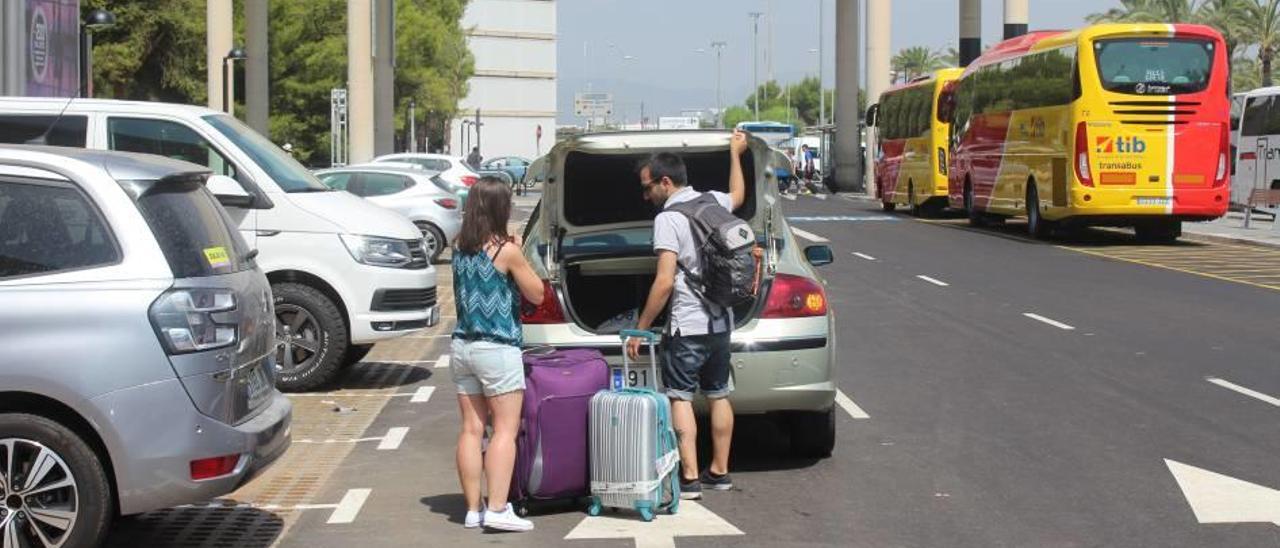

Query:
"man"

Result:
[[467, 146, 483, 170], [627, 130, 747, 500]]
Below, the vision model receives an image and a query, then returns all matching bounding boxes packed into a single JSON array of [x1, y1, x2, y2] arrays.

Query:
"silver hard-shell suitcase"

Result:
[[587, 329, 680, 521]]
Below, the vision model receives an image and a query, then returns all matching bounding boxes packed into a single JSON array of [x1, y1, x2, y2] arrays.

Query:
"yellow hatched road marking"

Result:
[[1061, 246, 1280, 291]]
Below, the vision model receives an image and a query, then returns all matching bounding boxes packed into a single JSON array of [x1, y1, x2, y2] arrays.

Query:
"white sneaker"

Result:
[[483, 504, 534, 532], [464, 509, 484, 529]]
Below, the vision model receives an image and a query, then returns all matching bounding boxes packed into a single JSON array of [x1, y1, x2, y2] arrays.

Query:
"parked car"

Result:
[[0, 97, 441, 391], [519, 130, 839, 457], [373, 153, 479, 190], [316, 165, 462, 263], [0, 146, 292, 545], [481, 156, 532, 186]]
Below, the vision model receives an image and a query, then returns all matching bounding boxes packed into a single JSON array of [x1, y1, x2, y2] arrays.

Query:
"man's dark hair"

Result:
[[636, 152, 688, 187]]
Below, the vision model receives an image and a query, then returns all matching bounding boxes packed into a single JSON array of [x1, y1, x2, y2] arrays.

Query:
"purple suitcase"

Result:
[[511, 348, 609, 514]]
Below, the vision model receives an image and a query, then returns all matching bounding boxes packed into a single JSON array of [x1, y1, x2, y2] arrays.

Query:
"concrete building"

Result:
[[448, 0, 557, 161]]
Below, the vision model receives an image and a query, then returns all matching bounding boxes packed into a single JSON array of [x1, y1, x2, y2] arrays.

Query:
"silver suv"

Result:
[[520, 131, 838, 457], [0, 146, 291, 546]]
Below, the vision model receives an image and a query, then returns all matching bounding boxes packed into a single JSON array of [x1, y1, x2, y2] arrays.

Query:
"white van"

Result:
[[1232, 87, 1280, 209], [0, 97, 440, 391]]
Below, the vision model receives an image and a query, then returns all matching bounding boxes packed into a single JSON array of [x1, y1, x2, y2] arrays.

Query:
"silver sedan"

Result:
[[316, 165, 463, 262]]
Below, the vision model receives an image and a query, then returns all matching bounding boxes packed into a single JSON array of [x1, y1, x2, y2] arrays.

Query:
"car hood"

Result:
[[289, 190, 420, 239]]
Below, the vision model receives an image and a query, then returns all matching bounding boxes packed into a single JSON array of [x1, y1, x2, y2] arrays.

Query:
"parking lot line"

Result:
[[1023, 312, 1076, 331], [853, 252, 877, 261], [326, 489, 372, 524], [916, 275, 950, 287], [790, 226, 830, 243], [410, 386, 436, 403], [377, 427, 409, 450], [836, 389, 870, 419], [435, 354, 451, 369], [1206, 377, 1280, 408]]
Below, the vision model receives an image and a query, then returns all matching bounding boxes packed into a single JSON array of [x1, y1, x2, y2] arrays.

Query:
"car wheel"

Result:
[[273, 282, 348, 392], [415, 222, 446, 263], [343, 344, 374, 367], [1135, 221, 1182, 243], [0, 413, 112, 548], [1026, 183, 1053, 240], [788, 407, 835, 459]]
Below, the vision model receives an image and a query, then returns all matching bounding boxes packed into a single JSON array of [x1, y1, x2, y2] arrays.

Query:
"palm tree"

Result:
[[1088, 0, 1197, 23], [1241, 0, 1280, 86], [1195, 0, 1249, 59], [891, 46, 945, 82], [939, 46, 959, 67]]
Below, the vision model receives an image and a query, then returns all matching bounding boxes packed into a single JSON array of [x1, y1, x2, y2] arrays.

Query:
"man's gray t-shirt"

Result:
[[653, 187, 734, 336]]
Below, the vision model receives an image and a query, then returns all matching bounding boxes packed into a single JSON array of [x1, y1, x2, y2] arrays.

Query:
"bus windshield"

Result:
[[1093, 38, 1214, 95]]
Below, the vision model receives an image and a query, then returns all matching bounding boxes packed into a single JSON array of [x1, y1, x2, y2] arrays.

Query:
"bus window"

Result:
[[1241, 96, 1271, 137], [1093, 39, 1213, 95]]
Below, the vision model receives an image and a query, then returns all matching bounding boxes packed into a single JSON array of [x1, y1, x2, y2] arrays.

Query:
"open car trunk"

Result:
[[552, 145, 768, 334]]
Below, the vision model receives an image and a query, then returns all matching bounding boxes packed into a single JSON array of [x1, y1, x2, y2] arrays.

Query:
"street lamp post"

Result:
[[79, 9, 116, 98], [710, 41, 727, 128], [408, 99, 417, 153], [817, 0, 825, 126], [222, 47, 247, 115], [749, 12, 763, 120]]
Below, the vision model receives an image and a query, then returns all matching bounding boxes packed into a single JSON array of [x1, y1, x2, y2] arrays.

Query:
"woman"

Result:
[[449, 177, 544, 532]]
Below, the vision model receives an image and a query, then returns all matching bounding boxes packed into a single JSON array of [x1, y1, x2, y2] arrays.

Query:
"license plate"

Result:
[[246, 364, 272, 407], [1136, 196, 1171, 206], [611, 367, 656, 390]]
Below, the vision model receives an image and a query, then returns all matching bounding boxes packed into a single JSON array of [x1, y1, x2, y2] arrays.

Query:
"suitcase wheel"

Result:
[[514, 501, 530, 518], [639, 507, 655, 522], [586, 498, 602, 517]]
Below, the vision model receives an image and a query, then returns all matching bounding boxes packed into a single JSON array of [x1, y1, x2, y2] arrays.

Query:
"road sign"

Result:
[[574, 92, 614, 118]]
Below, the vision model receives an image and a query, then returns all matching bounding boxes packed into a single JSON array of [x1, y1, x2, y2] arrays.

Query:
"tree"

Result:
[[1087, 0, 1197, 23], [1242, 0, 1280, 87], [891, 46, 945, 82], [82, 0, 208, 102]]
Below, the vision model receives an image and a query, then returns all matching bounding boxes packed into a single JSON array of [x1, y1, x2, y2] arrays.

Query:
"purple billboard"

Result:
[[25, 0, 80, 97]]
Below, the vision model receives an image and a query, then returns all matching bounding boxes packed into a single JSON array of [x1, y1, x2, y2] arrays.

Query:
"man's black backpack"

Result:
[[669, 193, 760, 309]]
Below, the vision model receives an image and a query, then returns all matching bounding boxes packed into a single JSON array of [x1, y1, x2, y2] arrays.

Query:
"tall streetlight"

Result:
[[710, 41, 727, 128], [817, 0, 825, 126], [749, 12, 763, 120], [222, 47, 247, 115], [80, 8, 116, 98]]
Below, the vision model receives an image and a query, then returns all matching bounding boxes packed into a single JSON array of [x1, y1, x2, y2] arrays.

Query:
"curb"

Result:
[[1181, 229, 1280, 250]]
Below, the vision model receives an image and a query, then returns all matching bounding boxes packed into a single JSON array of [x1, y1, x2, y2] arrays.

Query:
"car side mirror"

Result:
[[206, 175, 254, 208], [804, 245, 834, 267]]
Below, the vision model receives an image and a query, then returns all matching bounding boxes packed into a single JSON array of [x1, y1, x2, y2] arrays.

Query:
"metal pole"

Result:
[[79, 28, 91, 97], [222, 58, 230, 114], [818, 0, 824, 126], [833, 0, 861, 192], [750, 12, 762, 120], [408, 100, 416, 152], [712, 41, 726, 128], [1004, 0, 1029, 39], [960, 0, 982, 67]]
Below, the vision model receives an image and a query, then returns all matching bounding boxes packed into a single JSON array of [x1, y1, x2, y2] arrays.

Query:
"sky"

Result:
[[555, 0, 1117, 125]]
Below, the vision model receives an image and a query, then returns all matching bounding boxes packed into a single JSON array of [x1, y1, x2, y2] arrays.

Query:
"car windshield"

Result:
[[1094, 38, 1214, 95], [203, 114, 329, 193]]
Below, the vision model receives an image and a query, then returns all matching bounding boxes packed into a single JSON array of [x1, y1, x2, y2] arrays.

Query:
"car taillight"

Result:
[[460, 175, 479, 187], [520, 280, 565, 324], [149, 288, 238, 354], [190, 454, 240, 480], [435, 197, 458, 209], [761, 274, 828, 318], [1214, 123, 1229, 187], [1075, 121, 1094, 187]]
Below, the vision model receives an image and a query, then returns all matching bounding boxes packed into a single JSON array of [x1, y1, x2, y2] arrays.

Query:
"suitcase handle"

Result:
[[619, 330, 660, 391]]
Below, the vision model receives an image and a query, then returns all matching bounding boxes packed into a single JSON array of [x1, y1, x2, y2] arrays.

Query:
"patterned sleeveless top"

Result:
[[451, 247, 523, 347]]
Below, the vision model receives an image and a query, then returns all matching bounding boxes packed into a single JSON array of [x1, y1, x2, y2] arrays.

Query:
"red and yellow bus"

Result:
[[943, 24, 1230, 241], [870, 68, 964, 216]]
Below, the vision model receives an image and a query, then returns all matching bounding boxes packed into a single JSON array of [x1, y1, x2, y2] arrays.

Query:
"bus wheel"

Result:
[[1026, 184, 1054, 240], [965, 182, 985, 227], [881, 200, 896, 212], [908, 182, 920, 217], [1135, 221, 1182, 243]]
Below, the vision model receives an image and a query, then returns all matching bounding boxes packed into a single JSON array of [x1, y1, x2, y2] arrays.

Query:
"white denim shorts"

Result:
[[450, 338, 525, 397]]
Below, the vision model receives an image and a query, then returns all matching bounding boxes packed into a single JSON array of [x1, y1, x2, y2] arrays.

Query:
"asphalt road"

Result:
[[112, 191, 1280, 547]]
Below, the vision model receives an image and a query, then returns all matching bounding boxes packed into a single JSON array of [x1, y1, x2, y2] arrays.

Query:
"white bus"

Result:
[[1233, 87, 1280, 209], [735, 121, 795, 147]]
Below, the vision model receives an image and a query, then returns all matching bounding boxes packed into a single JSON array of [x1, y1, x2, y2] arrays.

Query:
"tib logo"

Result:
[[1096, 136, 1147, 154]]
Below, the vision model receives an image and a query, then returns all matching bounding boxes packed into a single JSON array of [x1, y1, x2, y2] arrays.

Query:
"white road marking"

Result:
[[836, 389, 870, 419], [916, 275, 950, 287], [1022, 312, 1075, 331], [566, 500, 743, 548], [1165, 459, 1280, 526], [295, 437, 384, 444], [403, 333, 452, 339], [852, 252, 877, 261], [1206, 377, 1280, 408], [410, 386, 436, 403], [377, 427, 410, 450], [327, 488, 371, 524], [435, 354, 451, 369], [814, 193, 828, 200], [790, 226, 830, 243], [368, 359, 436, 365], [783, 193, 797, 201]]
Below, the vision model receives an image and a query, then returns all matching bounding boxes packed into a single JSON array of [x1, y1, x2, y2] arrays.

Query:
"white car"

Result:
[[373, 152, 479, 190], [0, 97, 441, 391], [316, 164, 463, 262]]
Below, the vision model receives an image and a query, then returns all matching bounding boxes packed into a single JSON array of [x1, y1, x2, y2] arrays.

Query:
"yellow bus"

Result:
[[943, 24, 1230, 242], [870, 68, 964, 216]]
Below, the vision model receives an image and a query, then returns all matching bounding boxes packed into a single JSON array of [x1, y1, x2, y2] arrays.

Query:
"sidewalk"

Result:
[[1182, 211, 1280, 249]]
